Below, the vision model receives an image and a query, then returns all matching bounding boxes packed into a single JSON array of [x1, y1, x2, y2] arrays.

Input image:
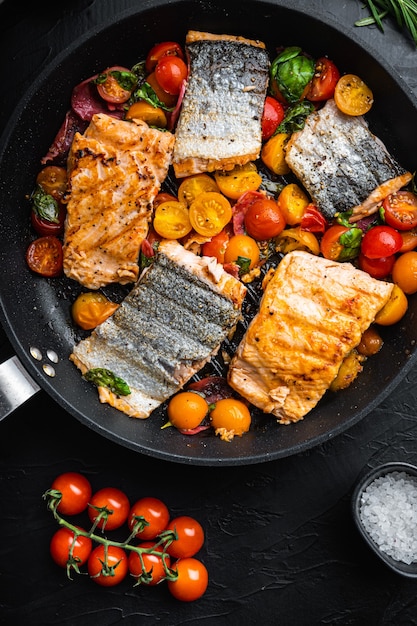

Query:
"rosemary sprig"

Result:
[[355, 0, 417, 46]]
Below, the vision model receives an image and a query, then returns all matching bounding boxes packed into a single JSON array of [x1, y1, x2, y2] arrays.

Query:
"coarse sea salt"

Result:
[[359, 471, 417, 565]]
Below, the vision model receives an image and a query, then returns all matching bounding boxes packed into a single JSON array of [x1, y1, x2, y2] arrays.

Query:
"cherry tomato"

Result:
[[36, 166, 67, 202], [31, 203, 66, 237], [167, 557, 209, 602], [400, 229, 417, 252], [382, 190, 417, 231], [392, 251, 417, 294], [261, 96, 285, 141], [145, 41, 184, 74], [50, 472, 92, 516], [50, 526, 92, 569], [177, 173, 220, 207], [145, 71, 178, 107], [300, 204, 328, 233], [88, 545, 128, 587], [214, 163, 262, 201], [26, 236, 63, 277], [210, 398, 251, 437], [261, 132, 291, 175], [374, 284, 408, 326], [307, 57, 340, 101], [155, 56, 188, 96], [275, 227, 320, 255], [153, 200, 192, 239], [224, 234, 260, 271], [166, 516, 205, 559], [320, 224, 362, 261], [71, 292, 119, 330], [125, 101, 167, 127], [189, 192, 232, 237], [361, 225, 403, 259], [87, 487, 130, 531], [244, 196, 286, 240], [96, 66, 136, 104], [358, 252, 395, 279], [167, 391, 209, 430], [128, 541, 171, 585], [357, 326, 384, 357], [153, 192, 179, 208], [201, 229, 230, 264], [334, 74, 373, 116], [128, 497, 170, 540], [276, 183, 309, 226]]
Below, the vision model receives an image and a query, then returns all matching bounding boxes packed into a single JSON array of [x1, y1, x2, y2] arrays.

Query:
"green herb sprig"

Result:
[[355, 0, 417, 46]]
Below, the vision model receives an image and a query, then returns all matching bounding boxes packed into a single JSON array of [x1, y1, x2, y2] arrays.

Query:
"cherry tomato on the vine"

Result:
[[145, 41, 184, 74], [88, 545, 128, 587], [382, 190, 417, 231], [50, 527, 92, 569], [360, 224, 403, 259], [166, 516, 205, 559], [87, 487, 130, 531], [167, 391, 209, 430], [155, 56, 188, 95], [50, 472, 92, 516], [261, 96, 285, 141], [307, 57, 340, 102], [244, 196, 286, 240], [128, 496, 170, 540], [26, 236, 63, 277], [128, 541, 171, 586], [167, 557, 209, 602]]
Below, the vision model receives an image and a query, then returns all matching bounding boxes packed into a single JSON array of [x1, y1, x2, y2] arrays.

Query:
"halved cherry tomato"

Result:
[[167, 558, 209, 602], [358, 253, 395, 279], [128, 541, 170, 585], [261, 133, 291, 175], [50, 472, 92, 516], [96, 66, 136, 104], [189, 192, 232, 237], [31, 203, 66, 237], [392, 251, 417, 294], [178, 173, 220, 207], [382, 190, 417, 231], [210, 398, 251, 439], [36, 166, 67, 202], [155, 56, 188, 96], [320, 224, 362, 261], [145, 41, 184, 74], [154, 192, 178, 208], [87, 487, 130, 531], [128, 497, 170, 540], [201, 229, 230, 264], [125, 101, 167, 127], [244, 196, 286, 240], [261, 96, 285, 141], [375, 284, 408, 326], [275, 227, 320, 255], [88, 545, 128, 587], [50, 526, 92, 569], [307, 57, 340, 102], [224, 234, 260, 271], [334, 74, 373, 116], [167, 391, 209, 430], [300, 204, 328, 233], [276, 183, 310, 226], [400, 229, 417, 252], [71, 292, 119, 330], [361, 225, 403, 259], [214, 163, 262, 200], [153, 200, 192, 239], [166, 516, 205, 559], [26, 236, 63, 277], [145, 72, 178, 107]]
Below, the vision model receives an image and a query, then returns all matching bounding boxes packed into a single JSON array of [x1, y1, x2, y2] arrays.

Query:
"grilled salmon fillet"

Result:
[[227, 251, 393, 424], [63, 113, 175, 289], [172, 30, 270, 178], [70, 240, 247, 418], [285, 99, 412, 221]]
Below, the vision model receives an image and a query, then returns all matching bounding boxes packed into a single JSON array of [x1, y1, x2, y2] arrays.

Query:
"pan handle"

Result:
[[0, 356, 40, 421]]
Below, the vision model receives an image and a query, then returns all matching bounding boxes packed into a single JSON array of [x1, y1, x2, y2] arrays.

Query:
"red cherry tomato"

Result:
[[167, 557, 209, 602], [87, 487, 130, 531], [25, 236, 63, 277], [382, 190, 417, 231], [145, 41, 184, 74], [261, 96, 285, 141], [307, 57, 340, 101], [244, 196, 286, 240], [50, 526, 92, 569], [50, 472, 92, 516], [96, 66, 135, 104], [128, 496, 170, 540], [320, 224, 362, 261], [201, 229, 230, 264], [31, 204, 66, 237], [166, 516, 205, 559], [128, 541, 171, 585], [361, 225, 403, 259], [358, 252, 396, 279], [155, 56, 188, 95], [300, 204, 328, 233], [88, 545, 128, 587]]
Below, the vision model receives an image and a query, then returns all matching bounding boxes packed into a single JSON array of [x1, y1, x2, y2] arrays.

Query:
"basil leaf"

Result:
[[236, 256, 252, 275], [31, 185, 59, 223], [84, 368, 131, 396], [270, 47, 315, 104], [276, 101, 314, 134], [130, 81, 174, 112], [339, 228, 363, 261]]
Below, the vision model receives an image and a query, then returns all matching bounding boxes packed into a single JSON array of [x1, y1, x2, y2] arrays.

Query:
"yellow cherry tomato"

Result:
[[275, 227, 320, 255], [334, 74, 373, 116], [210, 398, 251, 439], [276, 183, 310, 225], [224, 234, 260, 271], [189, 191, 232, 237], [214, 163, 262, 200], [167, 391, 209, 430], [177, 174, 220, 207], [125, 101, 167, 128], [374, 284, 408, 326], [153, 200, 192, 239], [392, 251, 417, 294], [261, 133, 290, 175], [72, 292, 119, 330]]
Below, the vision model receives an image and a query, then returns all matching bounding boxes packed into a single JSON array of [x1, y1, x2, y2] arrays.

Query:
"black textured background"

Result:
[[1, 1, 417, 624]]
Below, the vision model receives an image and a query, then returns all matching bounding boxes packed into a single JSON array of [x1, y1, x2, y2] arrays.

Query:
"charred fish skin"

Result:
[[285, 99, 411, 220], [173, 31, 270, 177]]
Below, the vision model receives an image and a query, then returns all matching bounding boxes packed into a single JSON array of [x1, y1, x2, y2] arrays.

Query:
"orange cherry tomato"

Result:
[[26, 236, 63, 277], [71, 292, 119, 330], [320, 224, 362, 262], [224, 234, 260, 271], [167, 557, 209, 602], [210, 398, 251, 437], [177, 173, 220, 207], [392, 251, 417, 294], [36, 166, 67, 202], [400, 229, 417, 252], [261, 132, 290, 175], [201, 229, 230, 264], [166, 516, 205, 559], [153, 200, 192, 239], [244, 196, 286, 240], [189, 192, 232, 237], [275, 227, 320, 255], [374, 284, 408, 326], [128, 497, 170, 540], [214, 163, 262, 200], [88, 545, 128, 587], [128, 541, 170, 585], [334, 74, 373, 116], [276, 183, 310, 226], [125, 101, 167, 127], [167, 391, 209, 430], [153, 192, 178, 208]]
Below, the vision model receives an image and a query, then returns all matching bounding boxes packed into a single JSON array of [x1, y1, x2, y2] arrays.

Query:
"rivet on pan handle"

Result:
[[0, 356, 40, 421]]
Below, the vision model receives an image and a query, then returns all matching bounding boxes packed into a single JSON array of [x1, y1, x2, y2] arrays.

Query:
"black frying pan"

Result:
[[1, 0, 416, 466]]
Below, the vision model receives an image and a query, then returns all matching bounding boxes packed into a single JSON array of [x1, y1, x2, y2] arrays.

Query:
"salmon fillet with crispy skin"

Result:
[[172, 30, 270, 178], [63, 113, 175, 289], [227, 251, 393, 424]]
